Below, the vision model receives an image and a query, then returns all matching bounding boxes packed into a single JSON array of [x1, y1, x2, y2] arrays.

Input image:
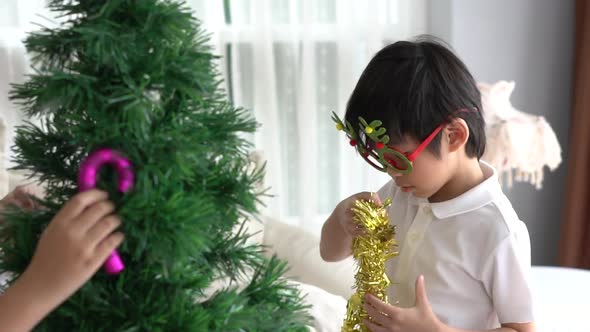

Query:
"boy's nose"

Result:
[[387, 168, 403, 177]]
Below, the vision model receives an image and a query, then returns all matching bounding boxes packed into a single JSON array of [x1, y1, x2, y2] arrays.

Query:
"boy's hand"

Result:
[[363, 275, 442, 332], [335, 192, 382, 237], [20, 189, 124, 310]]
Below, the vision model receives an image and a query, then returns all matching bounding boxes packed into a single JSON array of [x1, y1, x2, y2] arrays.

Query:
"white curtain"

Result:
[[0, 0, 427, 235], [192, 0, 427, 234], [0, 1, 58, 162]]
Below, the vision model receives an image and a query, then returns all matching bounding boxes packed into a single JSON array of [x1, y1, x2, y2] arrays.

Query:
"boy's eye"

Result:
[[384, 152, 409, 170]]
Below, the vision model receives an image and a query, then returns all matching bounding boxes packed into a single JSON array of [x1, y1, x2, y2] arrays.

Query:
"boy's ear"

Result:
[[444, 118, 469, 153]]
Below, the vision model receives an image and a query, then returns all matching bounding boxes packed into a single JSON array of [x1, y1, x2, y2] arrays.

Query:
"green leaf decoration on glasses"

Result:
[[332, 111, 414, 174]]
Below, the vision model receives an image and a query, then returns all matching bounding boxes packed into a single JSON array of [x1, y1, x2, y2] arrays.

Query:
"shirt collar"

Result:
[[408, 160, 502, 219]]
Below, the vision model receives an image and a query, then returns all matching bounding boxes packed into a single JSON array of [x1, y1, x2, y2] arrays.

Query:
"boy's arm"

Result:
[[319, 211, 353, 262]]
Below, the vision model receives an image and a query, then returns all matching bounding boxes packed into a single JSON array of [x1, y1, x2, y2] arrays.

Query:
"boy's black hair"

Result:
[[344, 35, 486, 159]]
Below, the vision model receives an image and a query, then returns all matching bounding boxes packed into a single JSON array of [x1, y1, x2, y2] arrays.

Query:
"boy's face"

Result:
[[385, 135, 452, 199]]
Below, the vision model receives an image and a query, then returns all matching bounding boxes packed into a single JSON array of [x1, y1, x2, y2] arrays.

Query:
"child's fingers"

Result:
[[91, 232, 124, 268], [347, 221, 365, 237], [54, 190, 109, 224], [86, 215, 122, 248], [355, 191, 382, 206], [363, 302, 391, 327], [371, 192, 383, 205], [12, 186, 40, 208], [73, 200, 115, 233], [14, 190, 35, 209], [347, 223, 358, 236], [12, 185, 29, 195], [353, 226, 366, 237], [0, 191, 19, 207]]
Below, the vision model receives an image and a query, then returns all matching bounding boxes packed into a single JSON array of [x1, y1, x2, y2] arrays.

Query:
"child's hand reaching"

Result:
[[0, 185, 40, 211], [334, 191, 382, 237], [0, 185, 44, 239], [362, 275, 442, 332], [0, 189, 124, 332], [23, 189, 124, 307]]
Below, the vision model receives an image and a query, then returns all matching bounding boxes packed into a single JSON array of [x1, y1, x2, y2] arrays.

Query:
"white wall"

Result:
[[428, 0, 575, 265]]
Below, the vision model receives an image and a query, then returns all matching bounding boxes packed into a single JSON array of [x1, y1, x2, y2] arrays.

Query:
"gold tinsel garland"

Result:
[[341, 198, 398, 332]]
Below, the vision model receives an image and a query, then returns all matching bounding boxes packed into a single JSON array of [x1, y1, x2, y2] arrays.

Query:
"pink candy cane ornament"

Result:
[[78, 148, 134, 275]]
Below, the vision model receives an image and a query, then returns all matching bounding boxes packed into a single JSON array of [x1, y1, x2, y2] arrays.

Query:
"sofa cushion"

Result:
[[261, 218, 356, 299]]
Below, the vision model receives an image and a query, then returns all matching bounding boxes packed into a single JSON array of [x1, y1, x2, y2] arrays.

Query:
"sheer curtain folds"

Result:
[[0, 0, 427, 234], [193, 0, 427, 233]]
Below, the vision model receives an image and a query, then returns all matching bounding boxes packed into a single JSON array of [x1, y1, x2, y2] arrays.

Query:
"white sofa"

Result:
[[259, 218, 590, 332], [2, 204, 589, 332]]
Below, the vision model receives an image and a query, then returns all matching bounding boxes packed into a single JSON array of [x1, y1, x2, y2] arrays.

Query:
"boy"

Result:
[[321, 37, 535, 332]]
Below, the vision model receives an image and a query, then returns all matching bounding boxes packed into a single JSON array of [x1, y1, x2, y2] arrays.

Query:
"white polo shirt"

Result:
[[378, 161, 534, 329]]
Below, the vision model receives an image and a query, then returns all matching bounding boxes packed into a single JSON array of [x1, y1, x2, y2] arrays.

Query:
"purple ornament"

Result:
[[78, 148, 134, 275]]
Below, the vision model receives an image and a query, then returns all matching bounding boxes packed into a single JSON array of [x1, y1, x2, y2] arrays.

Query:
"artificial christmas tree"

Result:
[[0, 0, 310, 330]]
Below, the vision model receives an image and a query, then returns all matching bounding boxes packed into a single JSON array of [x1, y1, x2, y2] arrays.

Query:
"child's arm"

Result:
[[0, 185, 41, 212], [320, 210, 353, 262], [320, 191, 381, 262], [0, 189, 124, 332]]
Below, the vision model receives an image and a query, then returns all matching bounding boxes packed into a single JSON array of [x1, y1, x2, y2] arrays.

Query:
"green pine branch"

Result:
[[0, 0, 312, 330]]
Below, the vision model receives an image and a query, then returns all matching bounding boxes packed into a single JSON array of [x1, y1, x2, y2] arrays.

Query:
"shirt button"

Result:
[[408, 232, 418, 242], [422, 205, 432, 215]]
